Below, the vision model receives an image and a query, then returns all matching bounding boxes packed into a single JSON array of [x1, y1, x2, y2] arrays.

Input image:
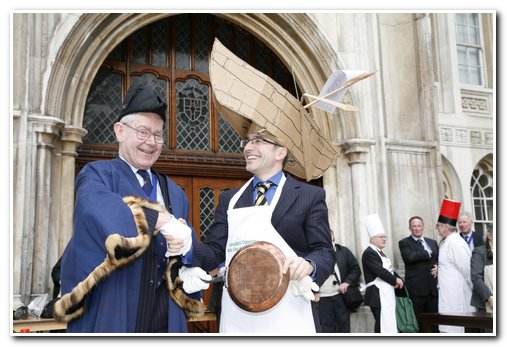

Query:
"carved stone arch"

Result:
[[474, 153, 493, 173], [441, 154, 463, 201], [45, 12, 355, 143], [45, 13, 168, 127]]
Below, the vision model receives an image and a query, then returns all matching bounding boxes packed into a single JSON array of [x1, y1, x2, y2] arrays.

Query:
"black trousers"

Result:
[[318, 294, 351, 333], [411, 295, 438, 333], [370, 307, 381, 333]]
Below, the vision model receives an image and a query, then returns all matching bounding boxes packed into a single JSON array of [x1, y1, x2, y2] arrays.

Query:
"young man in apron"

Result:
[[361, 214, 403, 333], [188, 125, 336, 333]]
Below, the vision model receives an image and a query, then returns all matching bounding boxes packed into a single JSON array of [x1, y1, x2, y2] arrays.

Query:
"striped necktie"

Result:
[[137, 169, 153, 196], [255, 182, 272, 206]]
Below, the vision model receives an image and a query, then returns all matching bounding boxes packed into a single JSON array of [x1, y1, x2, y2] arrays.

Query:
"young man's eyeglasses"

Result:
[[240, 136, 279, 148], [122, 123, 164, 144]]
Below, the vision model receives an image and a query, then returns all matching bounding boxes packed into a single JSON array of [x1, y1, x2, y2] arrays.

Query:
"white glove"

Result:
[[159, 217, 192, 257], [178, 266, 212, 294], [290, 276, 319, 301]]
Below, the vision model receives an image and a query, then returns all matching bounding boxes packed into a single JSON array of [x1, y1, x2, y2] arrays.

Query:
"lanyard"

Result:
[[463, 233, 473, 246]]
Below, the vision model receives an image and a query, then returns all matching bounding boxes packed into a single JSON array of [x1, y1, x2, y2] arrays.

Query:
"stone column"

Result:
[[343, 138, 377, 333], [58, 126, 87, 254], [343, 139, 376, 258], [27, 119, 63, 299]]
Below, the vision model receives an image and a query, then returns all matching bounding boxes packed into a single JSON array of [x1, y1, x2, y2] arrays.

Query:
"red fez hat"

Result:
[[438, 199, 461, 226]]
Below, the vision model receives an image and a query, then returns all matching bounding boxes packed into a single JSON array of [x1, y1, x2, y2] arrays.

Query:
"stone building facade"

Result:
[[11, 12, 494, 333]]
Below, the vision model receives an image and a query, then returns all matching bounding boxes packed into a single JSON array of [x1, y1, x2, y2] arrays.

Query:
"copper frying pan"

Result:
[[226, 241, 290, 312]]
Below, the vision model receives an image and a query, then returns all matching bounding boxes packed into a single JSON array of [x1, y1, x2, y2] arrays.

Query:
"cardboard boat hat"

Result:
[[437, 199, 461, 227], [118, 84, 167, 123], [209, 38, 340, 181]]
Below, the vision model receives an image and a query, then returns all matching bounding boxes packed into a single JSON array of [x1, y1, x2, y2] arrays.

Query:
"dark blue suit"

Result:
[[61, 158, 196, 332], [194, 174, 335, 287]]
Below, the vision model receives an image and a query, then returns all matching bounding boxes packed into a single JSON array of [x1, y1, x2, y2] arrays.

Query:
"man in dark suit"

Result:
[[398, 216, 439, 332], [191, 125, 335, 333], [457, 211, 484, 251]]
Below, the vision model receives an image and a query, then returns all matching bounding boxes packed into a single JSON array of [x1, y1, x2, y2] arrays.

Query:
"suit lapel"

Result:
[[112, 158, 145, 196], [271, 175, 299, 227], [235, 184, 254, 208]]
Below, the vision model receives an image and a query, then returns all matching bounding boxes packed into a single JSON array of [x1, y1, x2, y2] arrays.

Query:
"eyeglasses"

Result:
[[240, 136, 279, 148], [122, 123, 164, 144]]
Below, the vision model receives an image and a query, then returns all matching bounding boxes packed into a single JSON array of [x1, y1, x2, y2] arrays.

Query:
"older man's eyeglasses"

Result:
[[240, 136, 279, 148], [122, 123, 164, 144]]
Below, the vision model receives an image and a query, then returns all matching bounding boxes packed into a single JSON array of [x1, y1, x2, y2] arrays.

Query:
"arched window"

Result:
[[79, 14, 298, 170], [470, 161, 493, 234]]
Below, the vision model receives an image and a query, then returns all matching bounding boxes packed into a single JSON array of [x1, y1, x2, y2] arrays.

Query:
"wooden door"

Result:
[[169, 176, 246, 241], [169, 175, 247, 333]]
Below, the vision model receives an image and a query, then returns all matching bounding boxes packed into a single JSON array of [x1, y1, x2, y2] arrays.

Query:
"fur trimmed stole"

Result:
[[53, 196, 205, 323]]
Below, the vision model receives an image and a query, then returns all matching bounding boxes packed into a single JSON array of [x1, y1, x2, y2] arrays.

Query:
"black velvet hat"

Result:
[[118, 84, 167, 123]]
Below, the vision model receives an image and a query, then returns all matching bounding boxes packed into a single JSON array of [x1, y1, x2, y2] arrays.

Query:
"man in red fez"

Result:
[[435, 199, 474, 333]]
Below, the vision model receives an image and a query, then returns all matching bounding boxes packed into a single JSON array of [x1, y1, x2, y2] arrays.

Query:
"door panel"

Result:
[[168, 175, 246, 241], [168, 175, 193, 222], [168, 175, 246, 333], [192, 177, 246, 241]]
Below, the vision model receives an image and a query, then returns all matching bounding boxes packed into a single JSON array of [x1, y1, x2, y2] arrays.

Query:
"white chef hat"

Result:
[[364, 214, 386, 238]]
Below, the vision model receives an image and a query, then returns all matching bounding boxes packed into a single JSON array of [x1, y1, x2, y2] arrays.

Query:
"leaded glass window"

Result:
[[175, 15, 191, 71], [471, 164, 493, 235], [176, 78, 210, 150], [132, 74, 169, 144], [218, 114, 242, 153], [199, 187, 215, 240], [152, 20, 168, 67], [83, 66, 122, 144]]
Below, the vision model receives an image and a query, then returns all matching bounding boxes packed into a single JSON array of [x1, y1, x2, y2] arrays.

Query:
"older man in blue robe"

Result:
[[60, 84, 206, 333]]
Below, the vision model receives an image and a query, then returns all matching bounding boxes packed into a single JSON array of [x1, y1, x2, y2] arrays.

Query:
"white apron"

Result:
[[365, 245, 397, 333], [219, 176, 316, 334], [438, 233, 474, 333]]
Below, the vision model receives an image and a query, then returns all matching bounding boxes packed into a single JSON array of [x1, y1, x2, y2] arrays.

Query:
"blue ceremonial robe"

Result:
[[61, 158, 196, 333]]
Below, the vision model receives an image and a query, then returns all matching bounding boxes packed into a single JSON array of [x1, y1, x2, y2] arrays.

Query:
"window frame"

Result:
[[455, 13, 486, 87]]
